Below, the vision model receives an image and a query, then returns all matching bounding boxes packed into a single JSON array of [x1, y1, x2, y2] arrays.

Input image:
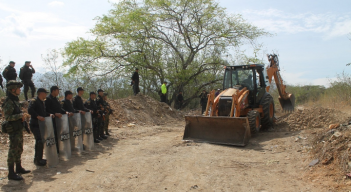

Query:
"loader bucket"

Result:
[[279, 94, 295, 112], [183, 116, 251, 146]]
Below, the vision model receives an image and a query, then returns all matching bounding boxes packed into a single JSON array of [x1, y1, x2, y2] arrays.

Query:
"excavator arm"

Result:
[[266, 54, 295, 111]]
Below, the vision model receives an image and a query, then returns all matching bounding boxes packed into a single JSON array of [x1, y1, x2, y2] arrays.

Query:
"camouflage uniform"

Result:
[[3, 90, 24, 165], [2, 80, 30, 180]]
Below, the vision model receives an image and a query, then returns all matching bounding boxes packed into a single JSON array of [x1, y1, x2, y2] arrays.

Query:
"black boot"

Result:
[[16, 161, 31, 174], [34, 159, 46, 166], [34, 141, 46, 166], [94, 139, 100, 143], [100, 135, 107, 139], [8, 164, 23, 181]]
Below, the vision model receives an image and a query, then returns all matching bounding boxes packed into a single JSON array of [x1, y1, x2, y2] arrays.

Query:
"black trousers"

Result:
[[177, 101, 183, 109], [30, 124, 44, 160], [133, 82, 140, 95], [23, 81, 35, 100], [92, 117, 99, 140], [161, 94, 166, 103], [98, 117, 104, 137], [201, 103, 207, 115]]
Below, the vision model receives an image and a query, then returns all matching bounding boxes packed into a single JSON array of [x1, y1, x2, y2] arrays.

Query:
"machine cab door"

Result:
[[255, 68, 267, 106]]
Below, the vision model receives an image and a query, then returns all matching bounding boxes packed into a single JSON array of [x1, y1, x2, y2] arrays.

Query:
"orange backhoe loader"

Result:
[[183, 54, 295, 146]]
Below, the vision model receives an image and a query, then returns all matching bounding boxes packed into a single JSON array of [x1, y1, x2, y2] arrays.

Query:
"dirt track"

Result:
[[0, 118, 335, 192]]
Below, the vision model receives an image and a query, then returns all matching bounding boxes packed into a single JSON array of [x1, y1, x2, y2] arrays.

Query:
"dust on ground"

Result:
[[1, 96, 351, 191]]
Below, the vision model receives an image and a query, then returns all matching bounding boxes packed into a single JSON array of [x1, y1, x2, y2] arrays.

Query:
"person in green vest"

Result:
[[160, 81, 167, 102]]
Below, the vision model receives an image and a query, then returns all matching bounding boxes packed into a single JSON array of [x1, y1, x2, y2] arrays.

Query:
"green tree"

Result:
[[63, 0, 267, 107]]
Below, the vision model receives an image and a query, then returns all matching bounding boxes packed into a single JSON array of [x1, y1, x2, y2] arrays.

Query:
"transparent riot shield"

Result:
[[55, 114, 71, 160], [68, 113, 83, 154], [81, 112, 94, 150], [39, 117, 59, 168]]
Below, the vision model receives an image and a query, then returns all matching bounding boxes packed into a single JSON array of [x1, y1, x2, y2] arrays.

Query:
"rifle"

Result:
[[9, 99, 30, 134]]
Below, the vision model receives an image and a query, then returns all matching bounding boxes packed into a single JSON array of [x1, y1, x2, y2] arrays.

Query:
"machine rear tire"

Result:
[[261, 94, 275, 130], [248, 110, 261, 135]]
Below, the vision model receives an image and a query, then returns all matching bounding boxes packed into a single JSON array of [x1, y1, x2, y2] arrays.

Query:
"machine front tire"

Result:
[[248, 110, 261, 135], [261, 94, 275, 130]]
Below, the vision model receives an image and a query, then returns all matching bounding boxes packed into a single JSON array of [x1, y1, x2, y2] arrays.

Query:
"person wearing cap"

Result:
[[96, 89, 107, 139], [96, 89, 104, 106], [2, 61, 17, 83], [45, 86, 68, 153], [199, 90, 208, 115], [102, 93, 112, 136], [2, 80, 30, 180], [84, 92, 101, 143], [73, 87, 90, 114], [19, 61, 36, 101], [160, 81, 167, 103], [61, 90, 78, 114], [28, 88, 54, 167], [131, 68, 140, 96]]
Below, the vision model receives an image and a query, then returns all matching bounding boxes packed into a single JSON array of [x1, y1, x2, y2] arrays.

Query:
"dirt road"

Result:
[[0, 121, 330, 192]]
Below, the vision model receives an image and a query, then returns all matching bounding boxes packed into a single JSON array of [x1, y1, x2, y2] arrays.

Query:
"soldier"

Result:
[[96, 89, 107, 139], [61, 90, 79, 114], [102, 93, 112, 136], [28, 88, 54, 166], [73, 87, 90, 114], [2, 61, 17, 82], [199, 90, 208, 115], [19, 61, 36, 101], [45, 86, 69, 153], [2, 81, 30, 180], [131, 68, 140, 96], [84, 92, 101, 143]]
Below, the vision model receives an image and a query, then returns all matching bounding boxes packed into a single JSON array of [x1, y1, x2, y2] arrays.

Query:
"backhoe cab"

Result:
[[183, 54, 295, 146]]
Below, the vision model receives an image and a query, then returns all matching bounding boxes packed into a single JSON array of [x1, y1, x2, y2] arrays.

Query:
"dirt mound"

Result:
[[307, 123, 351, 188], [108, 94, 183, 127], [276, 107, 349, 131]]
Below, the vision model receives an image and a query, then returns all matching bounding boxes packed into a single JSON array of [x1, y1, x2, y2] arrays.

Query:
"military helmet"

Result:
[[6, 80, 23, 90]]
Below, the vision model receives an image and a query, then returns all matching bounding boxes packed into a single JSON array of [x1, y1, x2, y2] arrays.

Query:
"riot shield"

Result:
[[39, 117, 59, 168], [81, 112, 94, 150], [68, 113, 83, 154], [55, 114, 71, 160]]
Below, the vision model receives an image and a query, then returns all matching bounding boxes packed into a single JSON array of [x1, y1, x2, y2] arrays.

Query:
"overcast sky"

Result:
[[0, 0, 350, 86]]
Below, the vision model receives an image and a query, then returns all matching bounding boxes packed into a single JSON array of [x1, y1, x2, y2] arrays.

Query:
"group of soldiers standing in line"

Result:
[[1, 61, 113, 181]]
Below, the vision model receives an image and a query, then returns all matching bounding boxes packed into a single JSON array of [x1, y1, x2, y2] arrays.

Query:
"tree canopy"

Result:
[[63, 0, 268, 107]]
